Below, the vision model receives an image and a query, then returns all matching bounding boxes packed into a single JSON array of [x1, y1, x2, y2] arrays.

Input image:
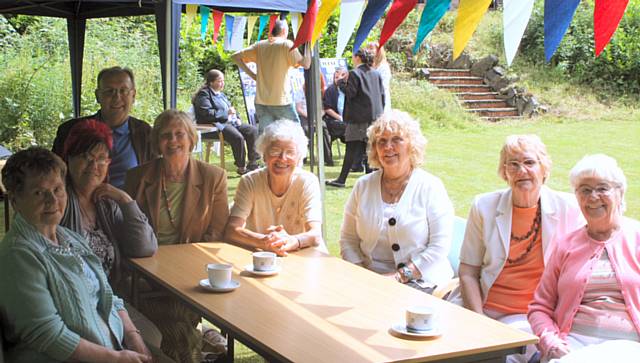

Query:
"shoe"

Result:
[[325, 160, 335, 167], [350, 166, 364, 172], [202, 328, 227, 356], [325, 180, 345, 188], [236, 167, 247, 175], [247, 162, 260, 171]]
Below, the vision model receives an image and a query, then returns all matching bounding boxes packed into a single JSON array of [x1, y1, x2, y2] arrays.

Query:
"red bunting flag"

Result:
[[594, 0, 629, 56], [268, 14, 278, 36], [291, 0, 318, 50], [211, 10, 224, 44], [379, 0, 417, 49]]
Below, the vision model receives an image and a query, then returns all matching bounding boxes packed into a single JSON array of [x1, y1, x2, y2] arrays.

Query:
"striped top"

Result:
[[571, 250, 639, 340]]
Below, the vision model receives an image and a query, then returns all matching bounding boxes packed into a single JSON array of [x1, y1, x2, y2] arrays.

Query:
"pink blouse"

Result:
[[527, 217, 640, 357]]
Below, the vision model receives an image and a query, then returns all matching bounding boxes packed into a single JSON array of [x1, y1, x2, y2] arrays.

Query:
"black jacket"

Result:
[[337, 64, 385, 124]]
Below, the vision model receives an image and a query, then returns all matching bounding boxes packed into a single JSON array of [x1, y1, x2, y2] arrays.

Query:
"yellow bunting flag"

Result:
[[453, 0, 492, 59], [185, 4, 198, 29], [312, 0, 341, 44], [247, 16, 258, 44]]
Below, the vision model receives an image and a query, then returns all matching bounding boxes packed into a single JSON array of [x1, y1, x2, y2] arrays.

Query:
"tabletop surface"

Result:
[[130, 243, 538, 363]]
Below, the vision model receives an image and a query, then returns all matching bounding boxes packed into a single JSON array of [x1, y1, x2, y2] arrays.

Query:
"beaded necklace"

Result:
[[507, 200, 541, 265]]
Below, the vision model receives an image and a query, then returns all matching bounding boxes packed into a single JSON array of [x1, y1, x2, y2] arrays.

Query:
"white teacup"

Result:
[[252, 251, 277, 271], [206, 263, 232, 288], [406, 305, 436, 332]]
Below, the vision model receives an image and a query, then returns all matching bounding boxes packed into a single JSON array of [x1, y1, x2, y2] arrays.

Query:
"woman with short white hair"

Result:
[[529, 154, 640, 362], [224, 120, 324, 256]]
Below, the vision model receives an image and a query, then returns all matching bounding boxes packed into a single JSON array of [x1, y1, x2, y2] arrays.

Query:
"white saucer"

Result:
[[199, 278, 240, 293], [243, 264, 281, 276], [391, 323, 442, 338]]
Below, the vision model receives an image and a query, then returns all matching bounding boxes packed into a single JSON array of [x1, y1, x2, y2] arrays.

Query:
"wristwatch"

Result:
[[399, 266, 413, 281]]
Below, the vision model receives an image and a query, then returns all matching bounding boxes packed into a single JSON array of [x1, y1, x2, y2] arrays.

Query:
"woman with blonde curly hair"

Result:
[[339, 110, 454, 291]]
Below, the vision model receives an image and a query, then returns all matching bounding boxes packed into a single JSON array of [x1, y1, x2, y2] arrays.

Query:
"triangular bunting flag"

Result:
[[247, 16, 258, 44], [379, 0, 417, 49], [336, 0, 366, 57], [225, 15, 247, 51], [269, 14, 278, 36], [258, 15, 269, 40], [291, 12, 302, 39], [353, 0, 392, 54], [594, 0, 629, 56], [453, 0, 492, 59], [225, 15, 235, 45], [200, 6, 210, 41], [503, 0, 535, 66], [312, 0, 341, 44], [413, 0, 450, 54], [544, 0, 580, 61], [186, 4, 198, 29], [212, 10, 224, 44], [291, 0, 318, 50]]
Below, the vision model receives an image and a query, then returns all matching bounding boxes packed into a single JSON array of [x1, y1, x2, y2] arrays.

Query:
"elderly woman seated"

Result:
[[528, 154, 640, 362], [339, 110, 454, 291], [454, 135, 583, 363], [125, 109, 229, 362], [224, 120, 324, 256], [0, 148, 152, 362]]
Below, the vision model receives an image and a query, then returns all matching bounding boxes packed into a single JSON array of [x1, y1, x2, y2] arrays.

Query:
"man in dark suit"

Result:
[[52, 67, 154, 189], [326, 48, 385, 188]]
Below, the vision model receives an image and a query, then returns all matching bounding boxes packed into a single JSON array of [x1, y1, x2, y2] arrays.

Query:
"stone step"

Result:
[[481, 115, 524, 122], [429, 76, 484, 85], [469, 108, 519, 117], [456, 92, 500, 100], [462, 99, 510, 109], [428, 68, 472, 77], [439, 84, 493, 93]]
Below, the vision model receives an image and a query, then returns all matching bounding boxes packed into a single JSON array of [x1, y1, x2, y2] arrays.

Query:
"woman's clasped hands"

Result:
[[261, 225, 299, 256]]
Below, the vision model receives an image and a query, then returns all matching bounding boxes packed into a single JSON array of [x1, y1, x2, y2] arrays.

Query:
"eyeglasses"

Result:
[[576, 184, 618, 198], [376, 136, 405, 148], [505, 159, 539, 172], [98, 88, 133, 98], [82, 152, 111, 166], [267, 147, 297, 159]]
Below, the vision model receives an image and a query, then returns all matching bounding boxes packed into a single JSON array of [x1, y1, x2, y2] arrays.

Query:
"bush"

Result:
[[520, 0, 640, 96]]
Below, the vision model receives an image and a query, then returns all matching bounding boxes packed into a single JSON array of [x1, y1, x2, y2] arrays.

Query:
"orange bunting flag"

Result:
[[379, 0, 417, 48], [594, 0, 629, 56], [269, 14, 278, 35], [291, 0, 318, 50], [212, 10, 224, 44]]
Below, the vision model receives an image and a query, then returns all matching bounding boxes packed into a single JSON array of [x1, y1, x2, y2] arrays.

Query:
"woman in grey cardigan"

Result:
[[59, 119, 157, 293], [0, 147, 152, 362]]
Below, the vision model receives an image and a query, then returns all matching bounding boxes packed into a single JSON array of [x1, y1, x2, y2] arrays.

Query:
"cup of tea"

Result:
[[206, 263, 232, 288], [252, 251, 277, 271], [405, 305, 436, 332]]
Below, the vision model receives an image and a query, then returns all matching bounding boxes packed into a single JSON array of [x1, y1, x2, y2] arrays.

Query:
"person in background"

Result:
[[296, 76, 334, 166], [192, 69, 260, 175], [224, 120, 325, 256], [529, 154, 640, 362], [322, 67, 347, 159], [125, 109, 229, 362], [367, 42, 392, 112], [454, 135, 584, 363], [340, 110, 453, 291], [0, 148, 153, 363], [52, 66, 154, 189], [232, 20, 311, 133], [326, 48, 385, 188]]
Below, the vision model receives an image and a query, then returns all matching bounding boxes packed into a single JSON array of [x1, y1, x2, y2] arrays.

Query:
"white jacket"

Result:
[[340, 168, 454, 286]]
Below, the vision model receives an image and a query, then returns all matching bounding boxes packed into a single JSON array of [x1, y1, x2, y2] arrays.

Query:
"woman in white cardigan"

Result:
[[339, 110, 454, 290]]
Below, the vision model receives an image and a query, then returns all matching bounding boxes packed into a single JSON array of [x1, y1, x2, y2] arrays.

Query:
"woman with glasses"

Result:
[[339, 110, 454, 291], [224, 120, 324, 256], [454, 135, 583, 363], [125, 109, 229, 362], [528, 154, 640, 362]]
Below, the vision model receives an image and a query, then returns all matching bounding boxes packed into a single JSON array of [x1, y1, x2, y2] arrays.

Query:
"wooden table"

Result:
[[129, 243, 537, 363]]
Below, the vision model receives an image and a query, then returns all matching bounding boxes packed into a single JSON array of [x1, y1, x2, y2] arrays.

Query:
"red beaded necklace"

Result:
[[507, 200, 541, 265]]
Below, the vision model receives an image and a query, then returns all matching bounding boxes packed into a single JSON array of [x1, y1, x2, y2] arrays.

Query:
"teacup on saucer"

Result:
[[199, 278, 240, 293], [244, 264, 281, 276]]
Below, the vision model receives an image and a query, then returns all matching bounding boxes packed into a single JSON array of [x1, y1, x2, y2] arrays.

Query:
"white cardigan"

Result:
[[450, 186, 584, 305], [340, 168, 454, 286]]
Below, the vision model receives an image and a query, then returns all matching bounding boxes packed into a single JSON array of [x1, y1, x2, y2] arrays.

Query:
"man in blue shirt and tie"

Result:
[[53, 67, 154, 188]]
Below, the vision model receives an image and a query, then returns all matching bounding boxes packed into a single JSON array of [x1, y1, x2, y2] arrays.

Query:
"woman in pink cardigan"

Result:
[[528, 154, 640, 361]]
